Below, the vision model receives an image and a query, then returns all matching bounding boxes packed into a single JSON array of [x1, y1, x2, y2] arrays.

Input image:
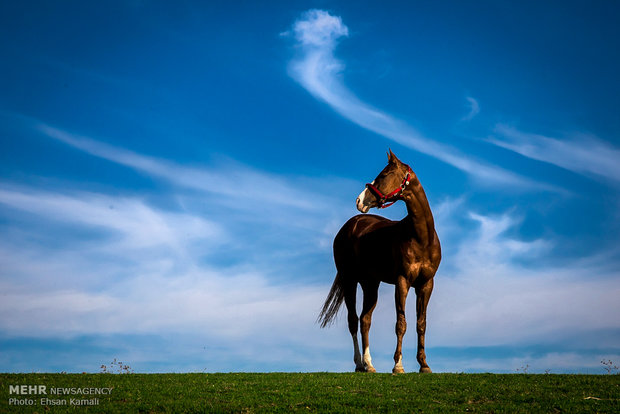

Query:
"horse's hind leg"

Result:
[[392, 276, 410, 374], [343, 281, 364, 372], [415, 278, 434, 373], [359, 281, 380, 373]]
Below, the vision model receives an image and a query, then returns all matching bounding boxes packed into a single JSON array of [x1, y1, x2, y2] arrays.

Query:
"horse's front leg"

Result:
[[392, 276, 410, 373], [415, 278, 434, 373]]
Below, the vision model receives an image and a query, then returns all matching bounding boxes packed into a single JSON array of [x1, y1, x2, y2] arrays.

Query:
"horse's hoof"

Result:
[[366, 366, 377, 373], [355, 366, 366, 373], [392, 366, 405, 374], [419, 366, 432, 373]]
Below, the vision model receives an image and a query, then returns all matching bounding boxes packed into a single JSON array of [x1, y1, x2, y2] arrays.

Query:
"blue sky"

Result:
[[1, 0, 619, 374]]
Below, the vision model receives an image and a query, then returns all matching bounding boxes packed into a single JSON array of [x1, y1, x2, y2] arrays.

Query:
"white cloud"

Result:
[[293, 9, 349, 48], [0, 186, 221, 252], [0, 267, 328, 339], [287, 10, 547, 190], [427, 209, 620, 348], [491, 124, 620, 182], [465, 211, 551, 266], [461, 96, 480, 121]]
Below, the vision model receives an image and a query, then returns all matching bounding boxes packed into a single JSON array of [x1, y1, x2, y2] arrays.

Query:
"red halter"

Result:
[[365, 167, 413, 209]]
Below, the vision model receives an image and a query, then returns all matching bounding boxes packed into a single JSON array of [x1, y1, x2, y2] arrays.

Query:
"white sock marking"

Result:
[[363, 347, 373, 368]]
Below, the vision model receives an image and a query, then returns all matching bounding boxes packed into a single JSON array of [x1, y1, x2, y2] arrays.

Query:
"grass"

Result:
[[1, 372, 619, 413]]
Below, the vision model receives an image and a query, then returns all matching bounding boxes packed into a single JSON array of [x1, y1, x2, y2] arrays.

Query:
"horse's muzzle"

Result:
[[356, 190, 372, 213]]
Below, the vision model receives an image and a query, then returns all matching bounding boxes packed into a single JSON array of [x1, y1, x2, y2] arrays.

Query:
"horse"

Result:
[[318, 150, 441, 374]]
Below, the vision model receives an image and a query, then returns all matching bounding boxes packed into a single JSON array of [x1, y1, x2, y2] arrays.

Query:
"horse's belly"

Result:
[[377, 273, 399, 285]]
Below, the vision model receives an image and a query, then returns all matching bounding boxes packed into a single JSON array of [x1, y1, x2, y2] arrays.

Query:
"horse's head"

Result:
[[356, 150, 414, 213]]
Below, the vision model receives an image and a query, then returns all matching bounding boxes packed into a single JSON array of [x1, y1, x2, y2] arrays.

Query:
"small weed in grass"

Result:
[[601, 359, 619, 375], [100, 358, 133, 374]]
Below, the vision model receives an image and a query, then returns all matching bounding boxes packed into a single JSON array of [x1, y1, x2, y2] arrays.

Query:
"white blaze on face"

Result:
[[356, 181, 373, 213]]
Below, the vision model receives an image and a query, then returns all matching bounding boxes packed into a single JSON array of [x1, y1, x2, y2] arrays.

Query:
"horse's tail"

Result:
[[317, 272, 345, 328]]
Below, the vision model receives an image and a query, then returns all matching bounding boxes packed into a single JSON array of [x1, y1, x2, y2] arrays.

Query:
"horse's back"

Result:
[[336, 214, 395, 240], [333, 214, 396, 277]]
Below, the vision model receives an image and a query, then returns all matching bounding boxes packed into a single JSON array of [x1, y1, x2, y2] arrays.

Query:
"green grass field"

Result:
[[1, 373, 618, 413]]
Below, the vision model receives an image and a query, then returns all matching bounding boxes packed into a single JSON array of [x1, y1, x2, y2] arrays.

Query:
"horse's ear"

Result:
[[387, 149, 400, 164]]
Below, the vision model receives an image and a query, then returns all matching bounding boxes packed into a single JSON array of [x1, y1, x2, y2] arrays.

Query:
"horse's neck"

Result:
[[401, 182, 435, 247]]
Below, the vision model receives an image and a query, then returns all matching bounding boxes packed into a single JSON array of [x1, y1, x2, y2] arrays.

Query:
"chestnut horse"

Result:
[[319, 150, 441, 373]]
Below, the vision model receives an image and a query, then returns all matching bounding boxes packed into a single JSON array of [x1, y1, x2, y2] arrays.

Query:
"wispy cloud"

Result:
[[292, 9, 349, 48], [461, 97, 480, 121], [0, 186, 221, 252], [491, 124, 620, 182], [36, 122, 340, 211], [287, 10, 541, 189]]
